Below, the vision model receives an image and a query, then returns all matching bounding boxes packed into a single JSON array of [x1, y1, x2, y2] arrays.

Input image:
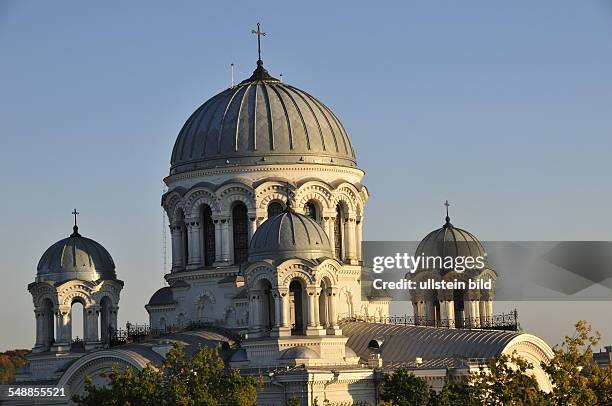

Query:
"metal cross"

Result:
[[285, 182, 294, 208], [72, 208, 79, 227], [251, 23, 266, 61], [444, 200, 450, 217]]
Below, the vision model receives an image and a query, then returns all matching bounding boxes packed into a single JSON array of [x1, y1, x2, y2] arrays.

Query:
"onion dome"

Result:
[[170, 60, 356, 174], [249, 198, 332, 262], [36, 222, 116, 283]]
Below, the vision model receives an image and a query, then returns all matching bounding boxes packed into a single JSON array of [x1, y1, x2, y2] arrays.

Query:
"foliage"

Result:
[[73, 343, 261, 406], [0, 349, 30, 384], [286, 396, 301, 406], [379, 368, 434, 406], [542, 320, 612, 406], [468, 353, 546, 405]]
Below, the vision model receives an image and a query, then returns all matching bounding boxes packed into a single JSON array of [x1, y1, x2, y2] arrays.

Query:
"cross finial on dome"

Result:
[[444, 200, 452, 227], [251, 22, 266, 63], [71, 208, 81, 236], [284, 182, 295, 213]]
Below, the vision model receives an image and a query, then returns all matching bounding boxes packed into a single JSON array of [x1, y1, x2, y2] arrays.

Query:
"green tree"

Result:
[[431, 381, 478, 406], [542, 320, 612, 406], [74, 343, 261, 406], [379, 368, 434, 406], [469, 352, 547, 405]]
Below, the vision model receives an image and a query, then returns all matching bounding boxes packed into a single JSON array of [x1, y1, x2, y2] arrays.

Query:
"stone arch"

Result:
[[314, 261, 340, 286], [34, 291, 59, 309], [294, 181, 333, 212], [255, 181, 291, 212], [184, 187, 218, 218], [503, 335, 554, 392], [163, 190, 184, 221], [249, 268, 278, 289], [60, 289, 94, 307], [58, 350, 149, 399], [331, 182, 361, 213], [216, 183, 255, 213]]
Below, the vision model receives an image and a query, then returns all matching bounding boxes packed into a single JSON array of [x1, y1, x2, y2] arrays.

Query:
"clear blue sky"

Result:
[[1, 0, 611, 351]]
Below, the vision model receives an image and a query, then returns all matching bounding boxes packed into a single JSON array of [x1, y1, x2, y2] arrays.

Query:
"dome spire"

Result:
[[443, 200, 452, 228], [284, 182, 295, 213], [242, 23, 279, 83], [71, 208, 81, 236], [251, 22, 266, 63]]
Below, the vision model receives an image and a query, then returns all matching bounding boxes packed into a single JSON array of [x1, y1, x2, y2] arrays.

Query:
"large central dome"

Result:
[[170, 61, 356, 174]]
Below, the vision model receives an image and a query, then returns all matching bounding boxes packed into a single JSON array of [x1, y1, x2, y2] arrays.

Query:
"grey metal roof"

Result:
[[170, 61, 356, 174], [36, 226, 116, 282], [249, 209, 332, 262], [415, 216, 488, 266], [147, 287, 176, 306], [340, 321, 520, 364]]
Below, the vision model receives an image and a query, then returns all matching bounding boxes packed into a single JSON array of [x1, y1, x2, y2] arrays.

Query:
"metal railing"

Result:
[[109, 318, 240, 347], [339, 310, 519, 331]]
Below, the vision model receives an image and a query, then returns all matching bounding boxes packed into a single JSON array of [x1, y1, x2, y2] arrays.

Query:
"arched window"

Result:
[[232, 203, 249, 265], [334, 204, 344, 261], [70, 299, 85, 349], [257, 280, 275, 332], [304, 201, 318, 221], [289, 280, 305, 335], [267, 201, 284, 218], [200, 205, 215, 266]]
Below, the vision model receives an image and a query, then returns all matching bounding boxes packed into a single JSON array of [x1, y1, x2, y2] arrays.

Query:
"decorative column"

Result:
[[247, 217, 256, 245], [186, 218, 202, 269], [84, 305, 101, 350], [170, 224, 184, 271], [249, 290, 262, 336], [277, 289, 291, 337], [327, 287, 341, 335], [271, 290, 290, 337], [213, 219, 222, 265], [344, 217, 357, 264], [306, 288, 325, 336], [438, 294, 454, 328], [220, 218, 231, 263], [356, 220, 363, 261], [52, 307, 71, 352], [33, 309, 45, 352], [322, 213, 335, 257]]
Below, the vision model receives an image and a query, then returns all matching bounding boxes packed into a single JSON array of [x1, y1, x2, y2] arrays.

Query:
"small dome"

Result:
[[37, 225, 116, 282], [279, 346, 320, 360], [147, 287, 176, 306], [416, 216, 487, 260], [249, 205, 332, 262], [414, 213, 491, 276], [170, 61, 356, 174]]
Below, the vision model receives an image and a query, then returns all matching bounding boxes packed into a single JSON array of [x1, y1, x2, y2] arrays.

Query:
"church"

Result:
[[14, 31, 554, 405]]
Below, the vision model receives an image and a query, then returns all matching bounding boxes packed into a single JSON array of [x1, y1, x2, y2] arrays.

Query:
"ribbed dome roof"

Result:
[[37, 225, 116, 282], [415, 215, 489, 270], [249, 204, 332, 262], [170, 61, 356, 174]]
